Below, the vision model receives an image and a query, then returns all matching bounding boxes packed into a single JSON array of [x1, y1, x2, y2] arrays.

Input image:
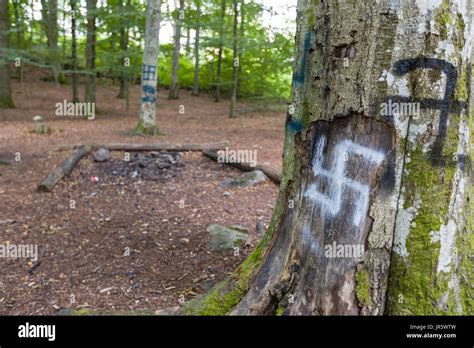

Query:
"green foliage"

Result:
[[7, 0, 295, 102]]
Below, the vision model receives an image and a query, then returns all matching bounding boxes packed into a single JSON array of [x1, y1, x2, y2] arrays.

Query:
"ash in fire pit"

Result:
[[97, 151, 184, 181]]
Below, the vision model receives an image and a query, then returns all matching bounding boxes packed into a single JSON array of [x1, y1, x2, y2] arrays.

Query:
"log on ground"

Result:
[[37, 145, 91, 192], [56, 142, 230, 152], [202, 149, 281, 184], [0, 159, 13, 165]]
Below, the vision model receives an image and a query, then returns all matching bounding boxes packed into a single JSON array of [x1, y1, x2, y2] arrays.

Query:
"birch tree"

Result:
[[135, 0, 162, 135], [185, 0, 473, 315]]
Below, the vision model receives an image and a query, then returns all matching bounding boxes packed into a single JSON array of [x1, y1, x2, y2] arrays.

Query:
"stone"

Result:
[[179, 237, 190, 244], [256, 220, 265, 235], [220, 170, 267, 188], [207, 224, 249, 251], [33, 115, 43, 122], [93, 148, 111, 162]]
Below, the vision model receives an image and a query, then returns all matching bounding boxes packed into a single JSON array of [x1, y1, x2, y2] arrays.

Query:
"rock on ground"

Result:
[[220, 170, 267, 188], [206, 224, 249, 251], [93, 148, 111, 162]]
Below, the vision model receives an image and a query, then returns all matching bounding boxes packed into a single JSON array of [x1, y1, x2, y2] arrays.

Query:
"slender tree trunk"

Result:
[[12, 0, 21, 49], [192, 0, 200, 96], [237, 0, 244, 92], [62, 0, 66, 59], [40, 0, 59, 83], [135, 0, 162, 134], [185, 25, 191, 56], [228, 0, 238, 118], [168, 0, 184, 99], [185, 0, 472, 315], [85, 0, 96, 104], [28, 0, 34, 45], [117, 0, 129, 99], [0, 0, 14, 108], [214, 0, 226, 102], [70, 0, 78, 102]]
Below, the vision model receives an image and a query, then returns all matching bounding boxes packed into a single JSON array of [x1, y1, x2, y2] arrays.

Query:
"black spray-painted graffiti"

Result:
[[142, 64, 157, 81], [141, 63, 158, 104], [384, 58, 467, 163], [142, 85, 156, 104]]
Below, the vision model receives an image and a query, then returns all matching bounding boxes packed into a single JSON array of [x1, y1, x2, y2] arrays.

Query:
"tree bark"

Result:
[[85, 0, 96, 104], [135, 0, 162, 134], [168, 0, 184, 99], [192, 0, 201, 96], [214, 0, 226, 102], [228, 0, 238, 118], [0, 0, 14, 108], [70, 0, 79, 102], [185, 0, 472, 316]]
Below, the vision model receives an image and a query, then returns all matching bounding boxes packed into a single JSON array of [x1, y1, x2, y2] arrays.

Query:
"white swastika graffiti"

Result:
[[304, 136, 385, 226]]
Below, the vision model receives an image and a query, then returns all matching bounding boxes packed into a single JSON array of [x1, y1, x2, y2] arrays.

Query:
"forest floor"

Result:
[[0, 68, 285, 315]]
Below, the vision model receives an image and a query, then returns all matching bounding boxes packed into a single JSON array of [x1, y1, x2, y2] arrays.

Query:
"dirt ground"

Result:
[[0, 67, 286, 315]]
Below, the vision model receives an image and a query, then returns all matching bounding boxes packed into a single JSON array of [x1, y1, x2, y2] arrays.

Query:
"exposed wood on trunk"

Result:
[[37, 145, 91, 192], [56, 142, 230, 152], [202, 149, 280, 184]]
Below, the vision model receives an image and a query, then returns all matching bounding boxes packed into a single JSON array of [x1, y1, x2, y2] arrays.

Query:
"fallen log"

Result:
[[37, 145, 91, 192], [202, 149, 281, 184], [0, 158, 12, 165], [56, 142, 230, 152]]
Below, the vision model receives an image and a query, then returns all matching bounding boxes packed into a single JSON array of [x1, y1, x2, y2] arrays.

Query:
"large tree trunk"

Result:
[[70, 0, 79, 102], [40, 0, 59, 83], [0, 0, 14, 108], [135, 0, 162, 135], [185, 0, 472, 316], [192, 0, 201, 96], [168, 0, 184, 100], [228, 0, 238, 118], [85, 0, 96, 104], [214, 0, 226, 102]]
